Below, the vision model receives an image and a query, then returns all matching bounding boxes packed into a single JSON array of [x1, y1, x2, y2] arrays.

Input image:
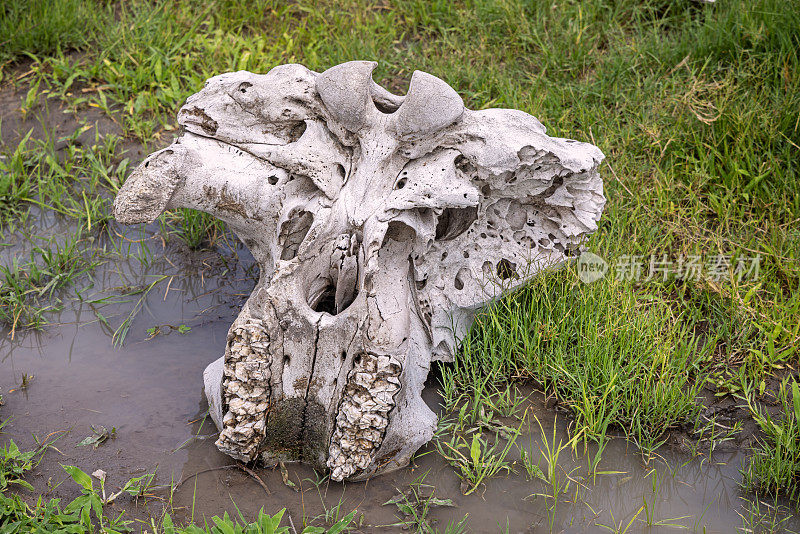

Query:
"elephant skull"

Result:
[[113, 61, 605, 481]]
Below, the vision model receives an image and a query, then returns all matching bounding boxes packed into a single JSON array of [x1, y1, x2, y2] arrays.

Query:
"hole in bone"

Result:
[[395, 177, 407, 190], [434, 206, 478, 241], [364, 274, 373, 294], [454, 154, 477, 177], [541, 176, 564, 198], [415, 277, 427, 290], [507, 201, 527, 230], [497, 258, 518, 280], [238, 81, 252, 93], [307, 274, 358, 316], [268, 175, 279, 185], [383, 221, 416, 246], [354, 353, 362, 366], [284, 355, 291, 365], [310, 281, 338, 315], [454, 267, 470, 290], [279, 211, 313, 260], [336, 164, 346, 181], [341, 351, 347, 361], [287, 121, 307, 142], [372, 93, 401, 114]]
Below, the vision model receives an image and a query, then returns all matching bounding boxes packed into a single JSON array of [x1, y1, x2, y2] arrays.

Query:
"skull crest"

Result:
[[113, 61, 605, 481]]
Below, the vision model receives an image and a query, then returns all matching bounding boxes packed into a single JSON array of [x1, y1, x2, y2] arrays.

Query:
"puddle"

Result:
[[2, 219, 795, 534]]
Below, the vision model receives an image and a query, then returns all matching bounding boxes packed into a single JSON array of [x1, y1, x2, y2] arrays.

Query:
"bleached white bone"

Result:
[[114, 61, 605, 480]]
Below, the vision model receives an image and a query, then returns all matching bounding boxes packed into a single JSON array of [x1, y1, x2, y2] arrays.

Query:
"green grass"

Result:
[[0, 466, 355, 533], [0, 0, 109, 69], [0, 438, 357, 533], [0, 230, 100, 332], [0, 0, 799, 509], [444, 271, 713, 453], [167, 209, 227, 250], [741, 377, 800, 502], [0, 124, 128, 230]]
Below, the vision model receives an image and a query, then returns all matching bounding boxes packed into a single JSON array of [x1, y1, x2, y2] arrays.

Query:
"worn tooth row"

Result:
[[327, 353, 402, 481], [215, 319, 271, 460]]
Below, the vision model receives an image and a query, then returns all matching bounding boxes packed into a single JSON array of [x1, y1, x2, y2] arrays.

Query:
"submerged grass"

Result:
[[741, 377, 800, 502], [0, 425, 356, 533], [0, 123, 129, 231], [0, 457, 355, 533], [0, 230, 100, 332], [0, 0, 798, 510]]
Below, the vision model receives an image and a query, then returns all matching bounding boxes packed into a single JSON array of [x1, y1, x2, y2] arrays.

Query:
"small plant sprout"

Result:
[[435, 416, 523, 496]]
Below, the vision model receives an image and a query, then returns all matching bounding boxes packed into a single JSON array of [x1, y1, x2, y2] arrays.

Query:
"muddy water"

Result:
[[0, 219, 796, 533]]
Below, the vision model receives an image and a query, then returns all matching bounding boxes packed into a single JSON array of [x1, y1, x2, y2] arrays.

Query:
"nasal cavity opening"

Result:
[[310, 281, 338, 314], [307, 274, 359, 316]]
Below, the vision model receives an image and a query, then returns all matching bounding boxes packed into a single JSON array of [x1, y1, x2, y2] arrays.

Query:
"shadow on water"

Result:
[[1, 220, 797, 533]]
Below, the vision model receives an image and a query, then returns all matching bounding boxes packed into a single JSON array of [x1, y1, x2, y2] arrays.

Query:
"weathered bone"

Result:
[[114, 61, 605, 480]]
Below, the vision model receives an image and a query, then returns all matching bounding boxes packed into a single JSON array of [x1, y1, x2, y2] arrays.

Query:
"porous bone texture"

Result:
[[113, 61, 605, 480]]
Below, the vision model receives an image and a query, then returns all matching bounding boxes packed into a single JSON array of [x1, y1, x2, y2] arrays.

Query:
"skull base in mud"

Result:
[[114, 61, 605, 481]]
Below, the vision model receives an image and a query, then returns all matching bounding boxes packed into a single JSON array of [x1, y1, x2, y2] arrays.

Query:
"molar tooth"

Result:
[[234, 363, 248, 381]]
